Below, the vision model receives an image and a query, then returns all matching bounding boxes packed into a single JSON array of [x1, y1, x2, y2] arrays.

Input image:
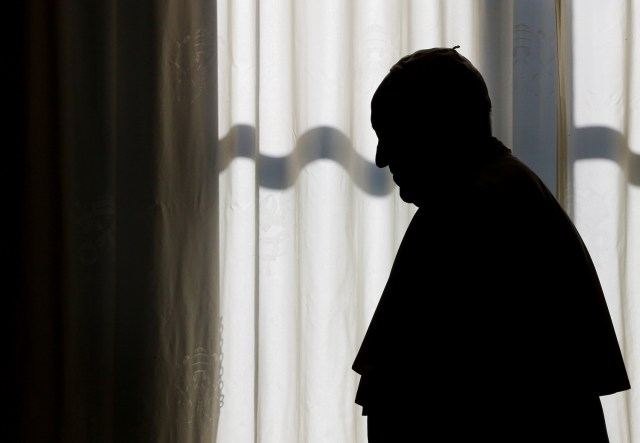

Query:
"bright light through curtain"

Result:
[[216, 0, 638, 442], [557, 1, 639, 442]]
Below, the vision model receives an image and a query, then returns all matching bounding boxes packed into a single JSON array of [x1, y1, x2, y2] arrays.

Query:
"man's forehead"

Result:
[[371, 97, 428, 129], [371, 47, 491, 118]]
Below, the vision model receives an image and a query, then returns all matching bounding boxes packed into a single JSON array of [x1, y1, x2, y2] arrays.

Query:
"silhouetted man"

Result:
[[352, 47, 630, 442]]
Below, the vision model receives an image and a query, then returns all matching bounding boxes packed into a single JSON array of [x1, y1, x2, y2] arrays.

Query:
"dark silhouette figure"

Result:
[[352, 47, 630, 442]]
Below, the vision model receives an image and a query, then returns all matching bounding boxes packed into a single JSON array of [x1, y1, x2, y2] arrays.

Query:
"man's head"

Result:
[[372, 47, 492, 206]]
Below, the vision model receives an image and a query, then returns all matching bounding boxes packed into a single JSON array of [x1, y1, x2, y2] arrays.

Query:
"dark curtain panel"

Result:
[[14, 1, 220, 442]]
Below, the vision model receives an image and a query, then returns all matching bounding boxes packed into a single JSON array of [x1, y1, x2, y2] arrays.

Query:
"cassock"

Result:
[[352, 137, 630, 440]]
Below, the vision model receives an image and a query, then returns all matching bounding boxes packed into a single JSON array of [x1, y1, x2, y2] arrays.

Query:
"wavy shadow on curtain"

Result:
[[218, 125, 639, 190], [219, 125, 393, 195], [570, 127, 640, 188]]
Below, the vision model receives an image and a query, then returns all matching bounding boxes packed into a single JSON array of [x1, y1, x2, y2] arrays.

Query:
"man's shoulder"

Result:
[[470, 152, 554, 201]]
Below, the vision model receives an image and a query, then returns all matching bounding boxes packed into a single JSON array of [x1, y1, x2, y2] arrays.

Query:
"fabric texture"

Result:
[[16, 1, 638, 442]]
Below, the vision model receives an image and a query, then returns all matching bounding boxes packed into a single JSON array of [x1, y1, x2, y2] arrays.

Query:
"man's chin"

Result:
[[399, 187, 423, 207]]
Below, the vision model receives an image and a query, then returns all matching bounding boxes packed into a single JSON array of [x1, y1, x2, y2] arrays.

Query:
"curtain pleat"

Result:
[[557, 1, 639, 441]]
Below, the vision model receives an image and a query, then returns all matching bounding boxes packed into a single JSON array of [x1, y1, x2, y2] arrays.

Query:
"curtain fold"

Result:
[[557, 1, 639, 441], [17, 1, 221, 442], [217, 0, 637, 442]]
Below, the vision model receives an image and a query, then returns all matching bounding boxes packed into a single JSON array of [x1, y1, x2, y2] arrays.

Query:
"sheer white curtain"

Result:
[[557, 1, 639, 442], [216, 0, 638, 442]]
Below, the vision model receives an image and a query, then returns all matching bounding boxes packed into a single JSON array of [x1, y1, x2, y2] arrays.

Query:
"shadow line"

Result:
[[218, 125, 393, 196], [218, 124, 639, 196], [571, 126, 640, 187]]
